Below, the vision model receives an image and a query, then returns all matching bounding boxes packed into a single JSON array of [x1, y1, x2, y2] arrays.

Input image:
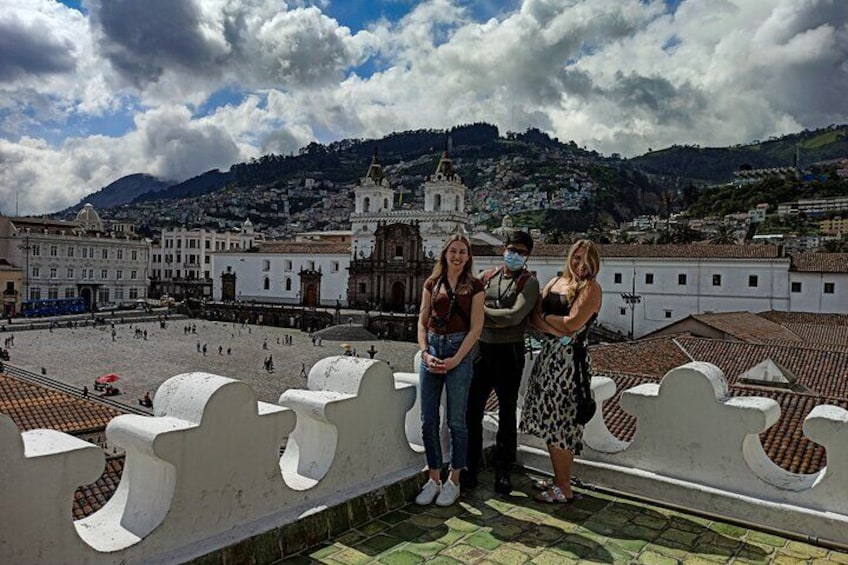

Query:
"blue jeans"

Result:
[[419, 331, 475, 471]]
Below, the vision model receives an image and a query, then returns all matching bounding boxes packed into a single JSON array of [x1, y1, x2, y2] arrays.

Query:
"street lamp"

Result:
[[620, 292, 641, 340]]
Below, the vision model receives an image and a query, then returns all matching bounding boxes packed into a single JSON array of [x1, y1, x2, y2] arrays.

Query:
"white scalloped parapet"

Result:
[[518, 361, 848, 545]]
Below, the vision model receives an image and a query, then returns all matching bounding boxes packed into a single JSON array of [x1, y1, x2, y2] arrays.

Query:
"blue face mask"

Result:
[[503, 251, 526, 271]]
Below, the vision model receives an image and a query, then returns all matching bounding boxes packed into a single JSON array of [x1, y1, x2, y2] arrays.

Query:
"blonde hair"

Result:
[[562, 239, 600, 302], [428, 234, 476, 293]]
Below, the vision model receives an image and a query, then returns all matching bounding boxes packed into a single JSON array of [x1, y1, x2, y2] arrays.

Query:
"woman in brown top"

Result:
[[415, 234, 485, 506]]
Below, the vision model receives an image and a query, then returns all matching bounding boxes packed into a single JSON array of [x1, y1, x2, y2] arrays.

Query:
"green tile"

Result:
[[382, 510, 412, 525], [404, 540, 447, 557], [607, 535, 649, 554], [708, 521, 747, 538], [408, 513, 447, 529], [277, 556, 312, 565], [424, 527, 466, 545], [656, 528, 700, 550], [732, 546, 772, 564], [669, 516, 709, 534], [440, 542, 490, 563], [425, 556, 463, 565], [550, 535, 595, 559], [772, 555, 808, 565], [444, 516, 480, 533], [828, 551, 848, 564], [682, 557, 720, 565], [385, 522, 427, 542], [465, 531, 502, 551], [782, 541, 829, 559], [377, 549, 426, 565], [530, 550, 578, 565], [521, 523, 566, 545], [638, 550, 680, 565], [486, 545, 534, 564], [645, 543, 688, 560], [427, 504, 465, 519], [747, 531, 788, 548], [347, 497, 369, 527], [692, 542, 737, 561], [634, 512, 671, 530], [358, 519, 390, 536], [540, 514, 581, 533], [589, 544, 633, 564], [355, 534, 402, 556], [489, 519, 527, 540], [335, 530, 367, 547], [308, 543, 343, 560], [326, 547, 372, 565]]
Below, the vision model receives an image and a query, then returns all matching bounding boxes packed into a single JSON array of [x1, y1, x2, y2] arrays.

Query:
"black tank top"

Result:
[[541, 290, 596, 344]]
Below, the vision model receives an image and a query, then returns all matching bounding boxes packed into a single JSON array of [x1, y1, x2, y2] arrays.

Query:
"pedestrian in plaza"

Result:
[[521, 239, 602, 503], [415, 234, 484, 507], [464, 230, 539, 493]]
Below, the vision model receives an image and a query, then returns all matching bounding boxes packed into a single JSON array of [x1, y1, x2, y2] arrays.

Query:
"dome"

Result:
[[75, 203, 103, 232]]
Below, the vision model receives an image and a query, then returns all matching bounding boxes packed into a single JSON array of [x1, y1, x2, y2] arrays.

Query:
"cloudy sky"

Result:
[[1, 0, 846, 215]]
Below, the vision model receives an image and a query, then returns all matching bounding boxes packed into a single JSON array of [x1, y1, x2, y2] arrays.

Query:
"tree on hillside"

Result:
[[710, 224, 737, 245]]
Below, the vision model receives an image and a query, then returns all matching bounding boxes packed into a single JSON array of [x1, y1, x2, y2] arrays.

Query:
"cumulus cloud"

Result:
[[0, 0, 846, 214]]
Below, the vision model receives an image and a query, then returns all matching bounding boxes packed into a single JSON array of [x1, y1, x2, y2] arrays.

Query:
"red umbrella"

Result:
[[96, 373, 120, 384]]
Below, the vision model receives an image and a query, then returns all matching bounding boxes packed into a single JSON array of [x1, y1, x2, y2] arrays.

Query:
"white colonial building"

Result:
[[150, 219, 260, 300], [350, 151, 470, 260], [0, 205, 150, 312]]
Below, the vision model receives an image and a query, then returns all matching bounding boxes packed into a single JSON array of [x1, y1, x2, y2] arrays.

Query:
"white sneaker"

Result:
[[415, 479, 441, 505], [435, 479, 460, 506]]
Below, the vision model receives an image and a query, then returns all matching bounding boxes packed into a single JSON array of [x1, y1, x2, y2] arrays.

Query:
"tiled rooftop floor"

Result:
[[283, 470, 848, 564]]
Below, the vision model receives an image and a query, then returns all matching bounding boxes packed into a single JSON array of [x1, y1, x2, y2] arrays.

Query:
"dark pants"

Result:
[[466, 341, 525, 476]]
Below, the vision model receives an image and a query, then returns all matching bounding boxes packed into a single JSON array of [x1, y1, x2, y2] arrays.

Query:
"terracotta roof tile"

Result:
[[690, 312, 803, 343], [780, 324, 848, 347], [758, 310, 848, 327], [589, 338, 692, 378], [789, 252, 848, 273], [473, 243, 785, 260], [255, 242, 350, 254], [73, 456, 124, 520], [0, 374, 122, 434], [595, 371, 839, 475]]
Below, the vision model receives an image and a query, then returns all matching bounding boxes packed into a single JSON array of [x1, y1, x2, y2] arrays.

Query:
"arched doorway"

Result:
[[390, 281, 405, 311], [304, 284, 318, 307]]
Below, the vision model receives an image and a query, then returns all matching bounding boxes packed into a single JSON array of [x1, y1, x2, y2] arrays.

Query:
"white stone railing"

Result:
[[1, 357, 848, 564]]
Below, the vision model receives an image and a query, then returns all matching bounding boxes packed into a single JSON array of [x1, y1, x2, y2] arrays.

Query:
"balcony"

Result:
[[1, 358, 847, 563]]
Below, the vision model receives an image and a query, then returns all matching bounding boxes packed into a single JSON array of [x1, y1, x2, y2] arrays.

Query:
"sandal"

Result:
[[533, 478, 554, 491], [534, 485, 577, 504]]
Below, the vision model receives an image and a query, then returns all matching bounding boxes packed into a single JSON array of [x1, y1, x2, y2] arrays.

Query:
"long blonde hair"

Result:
[[427, 234, 476, 293], [562, 239, 600, 302]]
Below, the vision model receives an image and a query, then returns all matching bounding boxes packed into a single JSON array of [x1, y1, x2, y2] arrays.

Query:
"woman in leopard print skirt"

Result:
[[520, 240, 602, 503]]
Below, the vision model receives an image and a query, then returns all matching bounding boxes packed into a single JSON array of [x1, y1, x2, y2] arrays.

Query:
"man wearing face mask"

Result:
[[463, 230, 539, 493]]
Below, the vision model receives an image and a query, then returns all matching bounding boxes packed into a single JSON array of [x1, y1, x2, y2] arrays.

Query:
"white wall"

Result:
[[212, 253, 350, 305], [790, 272, 848, 314]]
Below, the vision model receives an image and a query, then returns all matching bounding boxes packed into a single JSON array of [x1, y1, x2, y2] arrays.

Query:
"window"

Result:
[[614, 273, 622, 284], [263, 260, 270, 271], [620, 307, 627, 316], [82, 247, 88, 258], [263, 277, 270, 290], [131, 250, 137, 260], [48, 288, 58, 299], [82, 269, 88, 280], [645, 273, 654, 285], [284, 260, 292, 271], [130, 270, 137, 280], [824, 282, 835, 294], [205, 241, 210, 249], [101, 269, 108, 279], [67, 268, 74, 278], [791, 282, 802, 293], [114, 288, 124, 300], [30, 287, 41, 300], [749, 275, 758, 288], [67, 247, 74, 258], [64, 288, 75, 298], [49, 245, 57, 256], [117, 249, 123, 260], [176, 240, 182, 248], [116, 270, 123, 280], [395, 245, 403, 257], [31, 245, 40, 256], [308, 261, 315, 270], [32, 267, 40, 278], [712, 274, 722, 286], [129, 288, 139, 299], [285, 278, 292, 291], [331, 261, 339, 273], [176, 270, 181, 279], [665, 310, 672, 319], [204, 256, 210, 264], [88, 269, 94, 279], [678, 274, 687, 285], [189, 240, 196, 249], [358, 282, 366, 293], [99, 289, 109, 303], [49, 268, 57, 279], [101, 249, 108, 259], [176, 255, 181, 264], [204, 271, 209, 279]]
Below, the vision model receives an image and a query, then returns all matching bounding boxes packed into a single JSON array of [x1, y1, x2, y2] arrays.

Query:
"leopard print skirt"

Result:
[[519, 336, 586, 454]]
